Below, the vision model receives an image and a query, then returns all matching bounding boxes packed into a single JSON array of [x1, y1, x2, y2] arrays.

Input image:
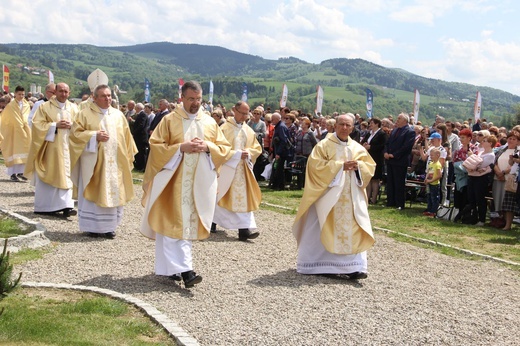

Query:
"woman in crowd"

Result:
[[436, 123, 451, 206], [247, 106, 266, 146], [466, 135, 497, 226], [263, 113, 275, 154], [452, 129, 478, 220], [294, 117, 317, 158], [410, 127, 429, 177], [493, 131, 520, 230], [211, 108, 225, 126], [361, 117, 388, 204]]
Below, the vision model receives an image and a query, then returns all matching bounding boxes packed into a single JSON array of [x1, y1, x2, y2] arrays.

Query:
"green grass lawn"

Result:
[[0, 215, 31, 238], [259, 184, 520, 265], [0, 288, 175, 346]]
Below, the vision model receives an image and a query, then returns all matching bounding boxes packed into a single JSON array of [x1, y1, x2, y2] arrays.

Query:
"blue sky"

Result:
[[2, 0, 520, 96]]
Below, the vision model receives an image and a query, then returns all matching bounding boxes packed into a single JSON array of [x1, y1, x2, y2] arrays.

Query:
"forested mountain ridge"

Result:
[[0, 42, 518, 126]]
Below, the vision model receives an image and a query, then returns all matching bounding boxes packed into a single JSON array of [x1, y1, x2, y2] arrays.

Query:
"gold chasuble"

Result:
[[293, 135, 376, 255], [0, 99, 31, 167], [141, 108, 231, 241], [25, 98, 78, 189], [217, 118, 262, 212], [69, 102, 137, 208]]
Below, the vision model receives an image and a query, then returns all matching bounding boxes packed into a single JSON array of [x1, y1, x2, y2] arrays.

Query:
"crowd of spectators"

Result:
[[1, 87, 518, 230]]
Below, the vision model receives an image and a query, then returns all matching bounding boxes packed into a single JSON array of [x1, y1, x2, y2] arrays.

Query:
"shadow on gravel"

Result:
[[77, 274, 195, 297], [248, 269, 364, 288], [206, 230, 241, 242], [0, 190, 34, 197], [39, 230, 86, 243]]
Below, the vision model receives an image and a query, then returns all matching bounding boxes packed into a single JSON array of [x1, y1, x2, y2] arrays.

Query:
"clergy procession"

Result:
[[0, 69, 382, 289], [3, 68, 519, 293]]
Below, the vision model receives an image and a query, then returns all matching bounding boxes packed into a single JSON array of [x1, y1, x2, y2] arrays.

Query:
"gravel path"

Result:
[[2, 168, 519, 346]]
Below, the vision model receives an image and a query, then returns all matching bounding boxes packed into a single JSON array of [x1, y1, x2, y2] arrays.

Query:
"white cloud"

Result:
[[0, 0, 518, 95], [408, 35, 520, 95]]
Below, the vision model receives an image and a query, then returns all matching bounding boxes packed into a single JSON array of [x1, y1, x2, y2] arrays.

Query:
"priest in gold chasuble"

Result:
[[0, 86, 31, 181], [25, 83, 78, 216], [212, 101, 263, 241], [69, 84, 137, 238], [141, 81, 231, 288], [293, 113, 376, 279]]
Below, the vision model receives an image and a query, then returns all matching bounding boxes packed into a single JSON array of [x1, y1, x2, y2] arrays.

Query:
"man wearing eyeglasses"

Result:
[[212, 101, 263, 241], [28, 83, 55, 127], [141, 80, 231, 288]]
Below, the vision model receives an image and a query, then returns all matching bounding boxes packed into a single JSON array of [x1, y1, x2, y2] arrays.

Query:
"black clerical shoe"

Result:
[[17, 173, 28, 181], [10, 174, 20, 182], [169, 274, 182, 282], [181, 271, 202, 288], [86, 232, 100, 238], [62, 208, 77, 217], [238, 229, 259, 241], [347, 272, 368, 280], [210, 222, 218, 233], [104, 232, 116, 239]]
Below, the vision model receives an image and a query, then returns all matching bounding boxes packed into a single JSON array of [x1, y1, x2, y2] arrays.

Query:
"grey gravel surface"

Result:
[[2, 169, 519, 346]]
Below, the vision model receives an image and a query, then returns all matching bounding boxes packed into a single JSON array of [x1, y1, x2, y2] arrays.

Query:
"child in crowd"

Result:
[[424, 148, 442, 217]]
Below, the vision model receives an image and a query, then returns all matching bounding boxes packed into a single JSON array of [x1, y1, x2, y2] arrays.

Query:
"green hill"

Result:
[[0, 42, 517, 127]]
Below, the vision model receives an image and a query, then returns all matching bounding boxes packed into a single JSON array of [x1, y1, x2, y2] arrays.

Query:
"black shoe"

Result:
[[348, 272, 368, 280], [17, 173, 28, 181], [169, 274, 182, 282], [63, 208, 77, 217], [10, 174, 20, 182], [181, 270, 202, 288], [210, 222, 217, 233], [238, 229, 260, 241], [104, 232, 116, 239], [86, 232, 100, 238]]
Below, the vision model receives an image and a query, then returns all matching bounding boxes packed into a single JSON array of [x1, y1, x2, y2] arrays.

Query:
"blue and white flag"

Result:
[[241, 82, 248, 102], [366, 88, 373, 118], [144, 78, 151, 102], [208, 80, 214, 104]]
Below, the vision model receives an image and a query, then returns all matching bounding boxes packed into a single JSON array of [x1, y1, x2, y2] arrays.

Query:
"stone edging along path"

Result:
[[1, 206, 198, 346], [3, 198, 518, 346], [21, 282, 199, 346]]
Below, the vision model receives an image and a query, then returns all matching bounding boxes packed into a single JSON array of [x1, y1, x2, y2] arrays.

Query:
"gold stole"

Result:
[[58, 103, 72, 189], [329, 143, 360, 254], [181, 117, 204, 239], [228, 126, 248, 212], [99, 110, 120, 207]]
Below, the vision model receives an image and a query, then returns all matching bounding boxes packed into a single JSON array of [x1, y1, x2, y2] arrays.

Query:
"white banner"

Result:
[[413, 89, 420, 124], [280, 84, 288, 108], [208, 80, 214, 104], [474, 91, 482, 121], [315, 85, 323, 115]]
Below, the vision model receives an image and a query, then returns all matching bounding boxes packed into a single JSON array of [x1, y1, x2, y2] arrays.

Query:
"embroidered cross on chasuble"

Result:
[[99, 110, 120, 207], [229, 126, 248, 212], [329, 142, 360, 254]]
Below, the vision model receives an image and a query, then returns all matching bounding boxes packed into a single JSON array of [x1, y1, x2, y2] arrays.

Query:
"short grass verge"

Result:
[[260, 186, 520, 265], [0, 288, 176, 345], [0, 214, 32, 238]]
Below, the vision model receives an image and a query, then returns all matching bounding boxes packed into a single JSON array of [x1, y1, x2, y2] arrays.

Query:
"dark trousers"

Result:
[[386, 163, 408, 208], [467, 175, 489, 223], [270, 157, 288, 190], [134, 144, 148, 171], [427, 184, 440, 213]]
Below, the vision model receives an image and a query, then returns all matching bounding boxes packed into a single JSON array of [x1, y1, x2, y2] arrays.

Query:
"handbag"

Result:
[[505, 173, 518, 193], [463, 153, 491, 176], [462, 153, 482, 171], [437, 205, 459, 221]]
